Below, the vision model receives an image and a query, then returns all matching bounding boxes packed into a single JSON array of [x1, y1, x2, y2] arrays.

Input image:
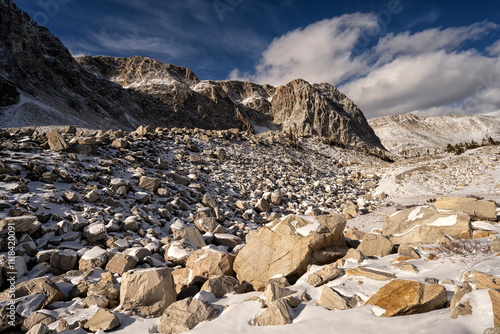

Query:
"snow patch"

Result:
[[427, 215, 458, 227]]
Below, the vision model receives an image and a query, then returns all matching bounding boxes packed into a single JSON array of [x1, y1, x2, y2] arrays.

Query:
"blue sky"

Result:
[[14, 0, 500, 118]]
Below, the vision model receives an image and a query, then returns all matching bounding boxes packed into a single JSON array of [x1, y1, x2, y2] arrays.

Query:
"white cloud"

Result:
[[231, 14, 500, 119], [487, 39, 500, 56], [230, 13, 379, 85]]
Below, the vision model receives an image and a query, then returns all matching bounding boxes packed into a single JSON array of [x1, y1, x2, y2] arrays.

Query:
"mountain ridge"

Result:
[[0, 0, 384, 150], [369, 113, 500, 155]]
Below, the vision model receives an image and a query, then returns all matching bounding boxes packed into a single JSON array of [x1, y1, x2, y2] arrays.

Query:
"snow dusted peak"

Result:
[[369, 113, 500, 155], [77, 55, 200, 88]]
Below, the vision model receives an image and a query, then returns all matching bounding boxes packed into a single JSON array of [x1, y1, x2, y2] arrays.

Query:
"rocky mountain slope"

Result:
[[1, 125, 500, 334], [0, 0, 384, 150], [369, 114, 500, 155]]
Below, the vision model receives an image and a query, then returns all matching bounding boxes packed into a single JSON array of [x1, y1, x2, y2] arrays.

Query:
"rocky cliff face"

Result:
[[1, 0, 384, 150]]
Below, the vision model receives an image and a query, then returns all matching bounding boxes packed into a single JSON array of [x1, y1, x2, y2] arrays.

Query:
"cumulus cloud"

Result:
[[230, 14, 500, 118]]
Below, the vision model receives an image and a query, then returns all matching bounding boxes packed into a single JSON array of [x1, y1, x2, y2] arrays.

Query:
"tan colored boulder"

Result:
[[84, 309, 120, 332], [234, 214, 346, 290], [46, 129, 68, 151], [307, 263, 341, 287], [435, 197, 497, 221], [489, 289, 500, 328], [470, 270, 500, 289], [200, 276, 244, 298], [251, 299, 292, 326], [83, 295, 109, 308], [365, 279, 447, 316], [345, 266, 397, 281], [317, 285, 360, 311], [120, 267, 177, 317], [382, 206, 471, 244], [185, 249, 235, 279], [0, 277, 65, 307], [340, 248, 364, 264], [158, 298, 219, 334], [264, 277, 296, 305], [357, 233, 394, 257], [105, 252, 138, 274]]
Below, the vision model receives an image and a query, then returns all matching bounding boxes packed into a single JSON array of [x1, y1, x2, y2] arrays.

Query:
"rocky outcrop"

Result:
[[234, 214, 346, 290]]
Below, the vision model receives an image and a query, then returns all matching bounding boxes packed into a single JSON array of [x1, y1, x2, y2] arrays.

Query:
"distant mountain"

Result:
[[369, 113, 500, 154], [0, 0, 384, 150]]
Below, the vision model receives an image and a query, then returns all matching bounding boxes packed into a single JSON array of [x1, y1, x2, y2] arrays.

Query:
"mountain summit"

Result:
[[0, 0, 383, 150]]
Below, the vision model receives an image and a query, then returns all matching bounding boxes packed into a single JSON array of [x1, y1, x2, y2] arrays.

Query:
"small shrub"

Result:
[[435, 239, 490, 257]]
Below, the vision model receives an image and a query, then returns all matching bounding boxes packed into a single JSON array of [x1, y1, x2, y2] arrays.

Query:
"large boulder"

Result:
[[435, 197, 497, 221], [234, 214, 346, 290], [185, 248, 235, 279], [157, 298, 219, 334], [120, 267, 176, 317], [382, 206, 471, 245], [365, 279, 447, 316], [357, 233, 393, 257]]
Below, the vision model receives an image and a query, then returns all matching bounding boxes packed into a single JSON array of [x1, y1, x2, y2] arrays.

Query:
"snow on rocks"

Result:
[[382, 205, 471, 244], [234, 214, 346, 291], [2, 125, 499, 333]]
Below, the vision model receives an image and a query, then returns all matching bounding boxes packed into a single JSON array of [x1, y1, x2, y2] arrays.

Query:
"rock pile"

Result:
[[0, 125, 384, 332]]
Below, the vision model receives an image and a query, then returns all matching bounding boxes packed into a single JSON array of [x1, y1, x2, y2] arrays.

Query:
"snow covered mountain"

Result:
[[369, 113, 500, 155]]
